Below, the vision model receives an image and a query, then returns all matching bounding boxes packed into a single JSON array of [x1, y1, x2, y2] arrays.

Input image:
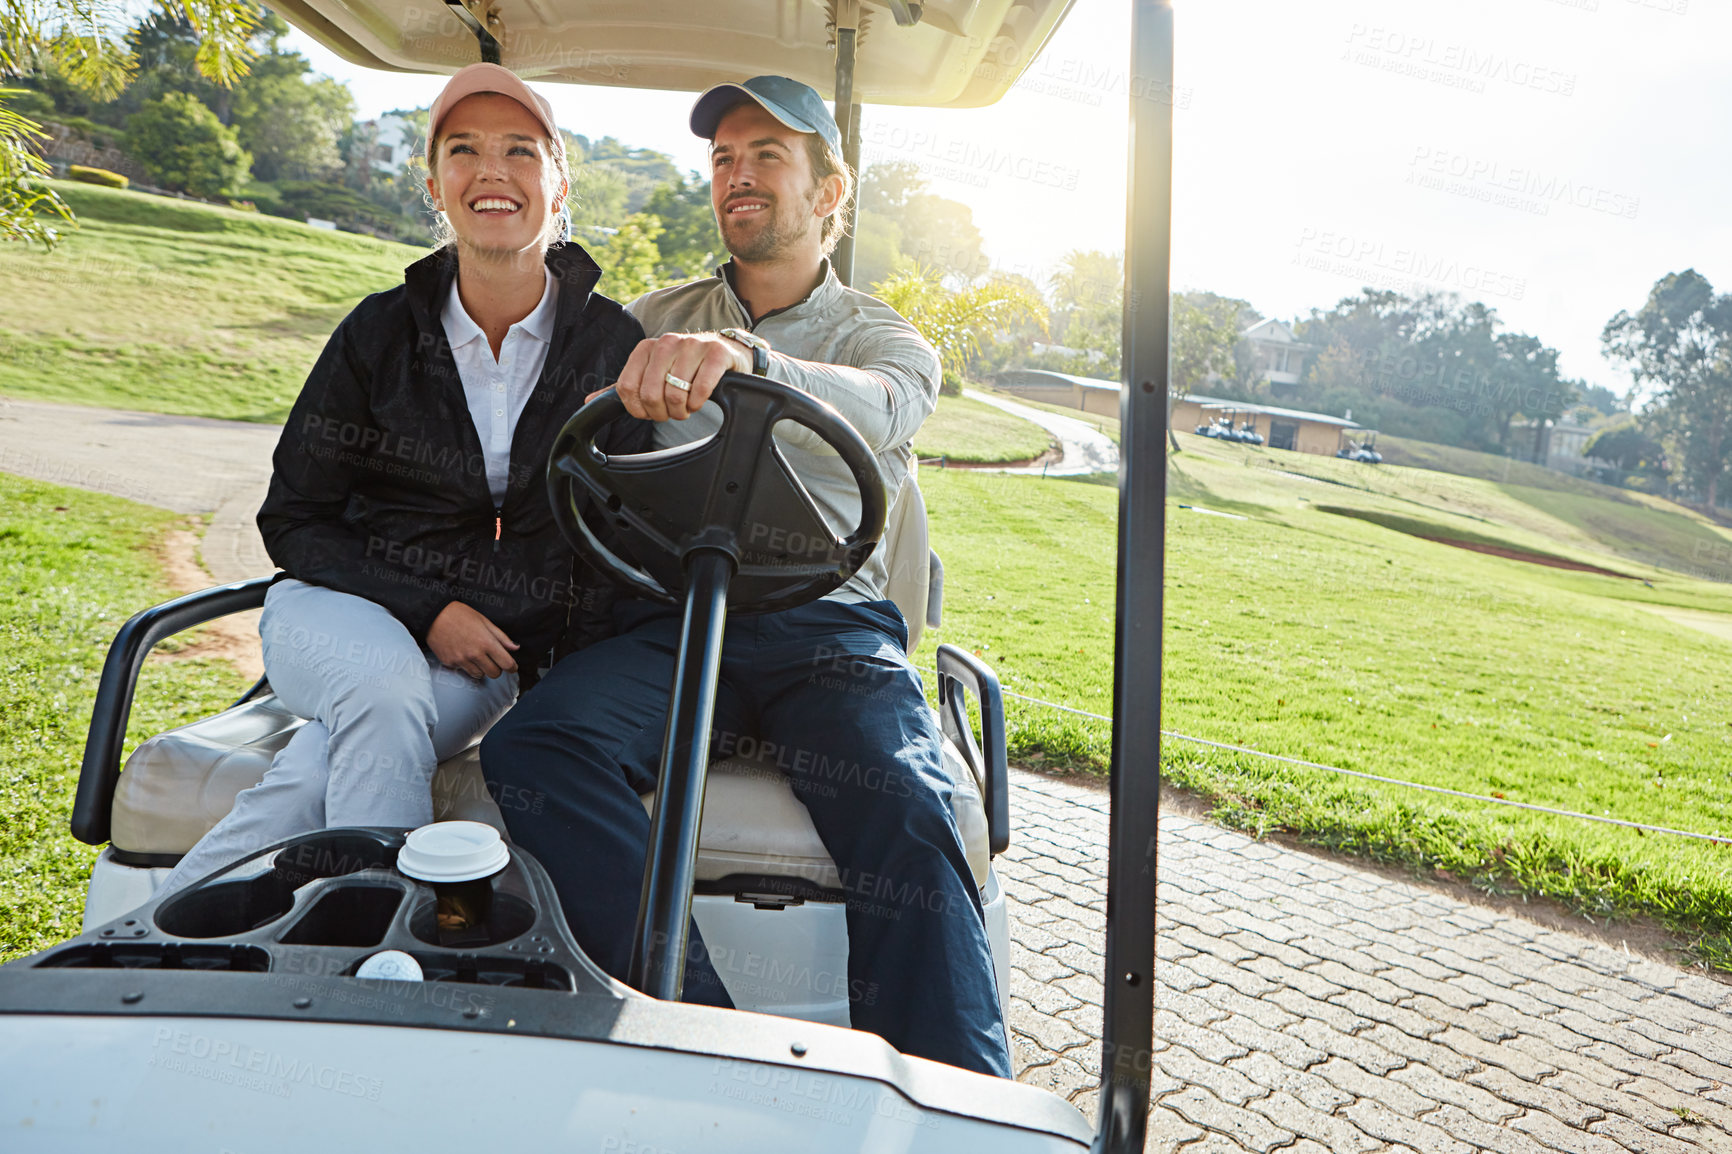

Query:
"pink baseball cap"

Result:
[[426, 63, 560, 160]]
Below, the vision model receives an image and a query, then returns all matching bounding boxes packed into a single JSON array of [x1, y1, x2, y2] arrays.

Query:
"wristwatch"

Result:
[[719, 327, 771, 376]]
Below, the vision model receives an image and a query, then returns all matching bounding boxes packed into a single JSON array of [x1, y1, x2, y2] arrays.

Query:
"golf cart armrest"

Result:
[[934, 643, 1009, 856], [72, 576, 275, 846]]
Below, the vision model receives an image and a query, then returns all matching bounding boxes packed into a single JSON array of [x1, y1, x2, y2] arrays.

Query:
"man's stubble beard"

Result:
[[722, 186, 821, 264]]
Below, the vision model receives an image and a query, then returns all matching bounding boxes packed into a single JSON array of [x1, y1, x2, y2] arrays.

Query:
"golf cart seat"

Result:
[[107, 692, 992, 891], [84, 471, 1007, 925]]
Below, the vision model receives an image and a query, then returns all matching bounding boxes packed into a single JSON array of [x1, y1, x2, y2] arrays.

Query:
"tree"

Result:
[[1296, 289, 1575, 455], [125, 89, 249, 196], [230, 68, 352, 181], [859, 161, 923, 217], [1168, 291, 1242, 449], [1603, 269, 1732, 506], [1583, 420, 1666, 478], [851, 208, 902, 291], [872, 264, 1047, 395], [0, 89, 70, 245], [856, 161, 986, 282], [642, 171, 722, 282], [1, 0, 258, 244], [592, 213, 664, 301], [566, 160, 631, 242], [1045, 249, 1122, 375], [963, 270, 1048, 377]]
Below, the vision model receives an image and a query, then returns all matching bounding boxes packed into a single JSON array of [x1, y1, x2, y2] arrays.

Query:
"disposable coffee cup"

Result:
[[397, 821, 510, 948]]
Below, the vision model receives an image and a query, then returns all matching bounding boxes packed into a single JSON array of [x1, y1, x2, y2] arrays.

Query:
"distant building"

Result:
[[1238, 319, 1313, 400], [991, 370, 1361, 458], [1172, 395, 1359, 457], [355, 113, 419, 175], [1512, 417, 1599, 475]]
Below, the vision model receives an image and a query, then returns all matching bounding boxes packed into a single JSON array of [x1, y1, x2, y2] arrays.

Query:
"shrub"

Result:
[[68, 165, 128, 190], [125, 93, 251, 200], [265, 179, 420, 241]]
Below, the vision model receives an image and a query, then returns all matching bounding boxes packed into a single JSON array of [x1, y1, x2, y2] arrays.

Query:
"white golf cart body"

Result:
[[2, 0, 1177, 1149]]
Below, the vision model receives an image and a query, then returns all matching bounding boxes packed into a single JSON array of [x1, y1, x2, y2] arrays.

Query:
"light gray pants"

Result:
[[159, 579, 517, 896]]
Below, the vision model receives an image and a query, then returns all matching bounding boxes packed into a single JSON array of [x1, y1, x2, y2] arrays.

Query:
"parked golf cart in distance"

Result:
[[1337, 429, 1383, 464]]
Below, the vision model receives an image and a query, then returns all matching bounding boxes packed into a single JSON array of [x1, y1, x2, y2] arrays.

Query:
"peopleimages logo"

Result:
[[1342, 24, 1577, 97], [1407, 147, 1640, 220], [1292, 229, 1527, 302]]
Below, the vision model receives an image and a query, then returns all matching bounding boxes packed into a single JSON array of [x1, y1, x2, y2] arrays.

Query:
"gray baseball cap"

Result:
[[690, 75, 843, 156]]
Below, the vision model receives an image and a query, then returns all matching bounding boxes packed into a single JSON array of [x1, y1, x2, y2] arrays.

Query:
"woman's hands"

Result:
[[428, 601, 520, 679]]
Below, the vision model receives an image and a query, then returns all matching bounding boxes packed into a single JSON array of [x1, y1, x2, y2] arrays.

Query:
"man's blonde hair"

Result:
[[805, 134, 855, 257]]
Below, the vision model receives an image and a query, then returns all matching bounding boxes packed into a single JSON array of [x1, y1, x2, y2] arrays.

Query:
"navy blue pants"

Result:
[[480, 597, 1011, 1077]]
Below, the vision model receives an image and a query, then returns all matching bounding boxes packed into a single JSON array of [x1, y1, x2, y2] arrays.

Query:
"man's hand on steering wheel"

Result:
[[599, 333, 755, 422], [428, 601, 520, 680]]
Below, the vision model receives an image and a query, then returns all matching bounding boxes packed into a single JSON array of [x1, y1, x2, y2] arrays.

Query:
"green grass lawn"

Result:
[[0, 181, 425, 422], [0, 475, 246, 961], [912, 440, 1732, 967], [911, 394, 1053, 463]]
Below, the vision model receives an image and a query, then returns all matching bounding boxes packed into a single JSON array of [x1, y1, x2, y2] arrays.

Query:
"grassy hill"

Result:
[[0, 182, 429, 422], [912, 394, 1052, 463], [3, 185, 1057, 462], [913, 432, 1732, 964]]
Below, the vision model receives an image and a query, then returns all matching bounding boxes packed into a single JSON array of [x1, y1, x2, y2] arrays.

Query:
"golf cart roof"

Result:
[[266, 0, 1076, 107], [1197, 398, 1361, 428]]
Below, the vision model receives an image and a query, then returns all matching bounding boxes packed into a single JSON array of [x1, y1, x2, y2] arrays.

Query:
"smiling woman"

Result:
[[151, 62, 650, 902]]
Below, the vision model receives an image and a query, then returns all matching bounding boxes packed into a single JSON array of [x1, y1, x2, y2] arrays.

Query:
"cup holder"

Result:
[[270, 832, 399, 887], [279, 884, 404, 949], [409, 893, 536, 948], [156, 870, 300, 940], [156, 830, 399, 940]]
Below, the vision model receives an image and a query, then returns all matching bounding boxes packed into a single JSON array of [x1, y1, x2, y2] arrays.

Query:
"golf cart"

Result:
[[1194, 404, 1234, 438], [0, 2, 1170, 1152], [1196, 403, 1262, 445], [1336, 429, 1383, 464]]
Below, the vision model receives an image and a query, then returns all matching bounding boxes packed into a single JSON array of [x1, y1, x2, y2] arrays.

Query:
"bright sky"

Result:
[[285, 0, 1726, 393]]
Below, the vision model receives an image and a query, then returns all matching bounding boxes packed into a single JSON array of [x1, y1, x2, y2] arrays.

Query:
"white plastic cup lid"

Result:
[[396, 821, 509, 883], [356, 950, 424, 982]]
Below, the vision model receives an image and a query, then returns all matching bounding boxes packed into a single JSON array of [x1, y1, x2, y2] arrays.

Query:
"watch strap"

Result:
[[720, 327, 771, 376]]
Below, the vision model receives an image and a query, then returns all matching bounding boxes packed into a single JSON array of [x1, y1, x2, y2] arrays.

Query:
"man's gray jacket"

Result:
[[627, 260, 940, 605]]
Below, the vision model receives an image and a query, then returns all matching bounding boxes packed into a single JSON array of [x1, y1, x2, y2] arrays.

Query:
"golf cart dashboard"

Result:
[[12, 828, 604, 1020]]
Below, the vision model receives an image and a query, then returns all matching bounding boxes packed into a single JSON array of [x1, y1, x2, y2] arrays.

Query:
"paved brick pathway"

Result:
[[1003, 769, 1732, 1152]]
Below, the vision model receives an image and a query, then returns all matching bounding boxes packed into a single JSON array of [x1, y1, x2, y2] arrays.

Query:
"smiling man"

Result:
[[480, 77, 1010, 1077]]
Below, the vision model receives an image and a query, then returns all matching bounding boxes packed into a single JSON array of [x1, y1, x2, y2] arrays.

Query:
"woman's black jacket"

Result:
[[257, 241, 647, 670]]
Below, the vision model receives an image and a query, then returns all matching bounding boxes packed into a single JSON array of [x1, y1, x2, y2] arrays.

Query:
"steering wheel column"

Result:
[[548, 372, 889, 1001]]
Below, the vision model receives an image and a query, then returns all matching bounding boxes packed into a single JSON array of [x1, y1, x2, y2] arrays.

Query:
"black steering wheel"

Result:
[[547, 372, 889, 615]]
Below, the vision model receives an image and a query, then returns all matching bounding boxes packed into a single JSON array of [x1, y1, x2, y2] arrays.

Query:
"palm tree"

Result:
[[873, 263, 1048, 394]]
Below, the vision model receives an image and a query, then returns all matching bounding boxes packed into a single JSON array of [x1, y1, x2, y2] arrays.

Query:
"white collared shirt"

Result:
[[440, 266, 559, 505]]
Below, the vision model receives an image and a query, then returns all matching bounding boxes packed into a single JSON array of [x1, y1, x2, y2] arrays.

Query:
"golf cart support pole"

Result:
[[628, 548, 735, 1000], [1095, 2, 1172, 1152], [831, 16, 860, 286]]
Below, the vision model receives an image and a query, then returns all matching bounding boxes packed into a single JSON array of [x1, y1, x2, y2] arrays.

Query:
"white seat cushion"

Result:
[[111, 695, 990, 890]]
